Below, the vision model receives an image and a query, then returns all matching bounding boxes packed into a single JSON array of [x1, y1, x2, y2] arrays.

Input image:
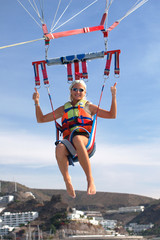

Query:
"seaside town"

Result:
[[0, 181, 159, 240]]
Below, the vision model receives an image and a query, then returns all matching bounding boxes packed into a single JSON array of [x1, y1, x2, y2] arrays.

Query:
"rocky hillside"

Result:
[[128, 199, 160, 225], [0, 180, 155, 211]]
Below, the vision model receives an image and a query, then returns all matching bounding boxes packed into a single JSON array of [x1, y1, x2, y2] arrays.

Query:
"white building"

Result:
[[100, 219, 117, 230], [0, 195, 14, 204], [84, 211, 103, 222], [0, 225, 14, 236], [0, 208, 5, 213], [126, 223, 154, 233], [67, 208, 99, 225], [0, 211, 38, 227], [67, 208, 85, 220], [118, 206, 145, 213]]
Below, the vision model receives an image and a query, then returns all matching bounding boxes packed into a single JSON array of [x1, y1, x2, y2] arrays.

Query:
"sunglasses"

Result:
[[72, 88, 85, 92]]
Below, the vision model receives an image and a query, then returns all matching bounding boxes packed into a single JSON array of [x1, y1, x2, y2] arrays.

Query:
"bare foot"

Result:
[[65, 178, 76, 198], [87, 179, 96, 195]]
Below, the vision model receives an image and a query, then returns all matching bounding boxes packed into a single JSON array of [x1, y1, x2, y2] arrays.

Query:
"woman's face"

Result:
[[70, 83, 86, 102]]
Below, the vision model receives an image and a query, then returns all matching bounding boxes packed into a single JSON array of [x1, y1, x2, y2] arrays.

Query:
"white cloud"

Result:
[[92, 139, 160, 167], [0, 130, 56, 165], [0, 130, 160, 168]]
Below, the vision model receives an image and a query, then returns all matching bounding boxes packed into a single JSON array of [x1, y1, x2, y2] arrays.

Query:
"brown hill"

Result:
[[0, 180, 155, 211]]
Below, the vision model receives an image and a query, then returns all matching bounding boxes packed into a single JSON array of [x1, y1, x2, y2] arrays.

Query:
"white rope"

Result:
[[50, 0, 73, 33], [17, 0, 42, 28], [0, 38, 44, 50], [50, 0, 62, 33], [27, 0, 42, 20], [118, 0, 149, 23], [107, 0, 114, 11], [51, 0, 99, 33], [27, 0, 45, 24], [38, 0, 44, 22]]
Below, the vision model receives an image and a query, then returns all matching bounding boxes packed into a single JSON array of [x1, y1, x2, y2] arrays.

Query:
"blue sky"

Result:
[[0, 0, 160, 199]]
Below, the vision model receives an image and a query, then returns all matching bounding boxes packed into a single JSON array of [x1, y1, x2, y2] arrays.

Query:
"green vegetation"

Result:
[[49, 212, 69, 229], [141, 225, 160, 236]]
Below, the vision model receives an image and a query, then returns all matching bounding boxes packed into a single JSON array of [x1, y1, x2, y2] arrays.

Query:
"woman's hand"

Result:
[[32, 88, 40, 104], [111, 82, 117, 96]]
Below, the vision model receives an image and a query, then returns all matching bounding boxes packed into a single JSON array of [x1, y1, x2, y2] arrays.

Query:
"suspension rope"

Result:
[[38, 0, 45, 23], [106, 0, 114, 12], [27, 0, 42, 22], [51, 0, 99, 33], [50, 0, 62, 33], [50, 0, 73, 33], [106, 0, 149, 34], [17, 0, 42, 28], [118, 0, 149, 23], [0, 38, 44, 50]]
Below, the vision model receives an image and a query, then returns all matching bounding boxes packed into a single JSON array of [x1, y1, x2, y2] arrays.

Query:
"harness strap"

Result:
[[33, 62, 40, 86], [82, 60, 88, 79], [104, 50, 121, 77], [104, 52, 113, 76], [41, 61, 49, 85], [32, 60, 49, 86], [74, 61, 80, 80], [67, 63, 73, 82], [114, 51, 120, 76]]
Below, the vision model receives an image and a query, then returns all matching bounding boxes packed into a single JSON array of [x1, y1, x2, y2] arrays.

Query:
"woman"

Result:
[[33, 80, 117, 198]]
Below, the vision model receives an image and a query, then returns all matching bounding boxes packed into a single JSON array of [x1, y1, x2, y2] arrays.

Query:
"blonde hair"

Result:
[[69, 80, 87, 101]]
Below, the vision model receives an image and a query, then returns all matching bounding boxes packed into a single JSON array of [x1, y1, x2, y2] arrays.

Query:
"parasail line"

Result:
[[51, 0, 99, 33], [50, 0, 62, 32], [0, 38, 44, 50], [17, 0, 42, 28], [50, 0, 73, 33], [105, 0, 149, 34]]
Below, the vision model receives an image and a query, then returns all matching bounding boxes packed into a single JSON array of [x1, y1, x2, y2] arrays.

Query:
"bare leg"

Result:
[[55, 143, 76, 198], [72, 135, 96, 195]]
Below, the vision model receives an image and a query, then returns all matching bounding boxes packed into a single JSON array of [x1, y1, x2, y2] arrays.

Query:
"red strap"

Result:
[[42, 24, 48, 35], [114, 51, 120, 76], [100, 13, 107, 26], [103, 31, 109, 38], [42, 24, 50, 46], [104, 50, 121, 77], [32, 60, 49, 86], [74, 61, 80, 80], [32, 63, 40, 86], [45, 25, 104, 40], [82, 60, 88, 79], [104, 52, 113, 76], [107, 21, 119, 33], [67, 63, 73, 81], [41, 62, 49, 85], [73, 61, 88, 80]]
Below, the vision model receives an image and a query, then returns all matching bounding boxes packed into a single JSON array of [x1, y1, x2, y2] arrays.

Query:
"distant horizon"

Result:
[[0, 179, 158, 201]]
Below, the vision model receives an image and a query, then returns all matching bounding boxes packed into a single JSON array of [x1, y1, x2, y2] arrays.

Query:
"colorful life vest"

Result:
[[62, 99, 93, 139]]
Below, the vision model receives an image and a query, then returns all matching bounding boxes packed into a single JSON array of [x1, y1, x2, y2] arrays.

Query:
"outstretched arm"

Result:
[[89, 82, 117, 119], [32, 88, 64, 123]]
